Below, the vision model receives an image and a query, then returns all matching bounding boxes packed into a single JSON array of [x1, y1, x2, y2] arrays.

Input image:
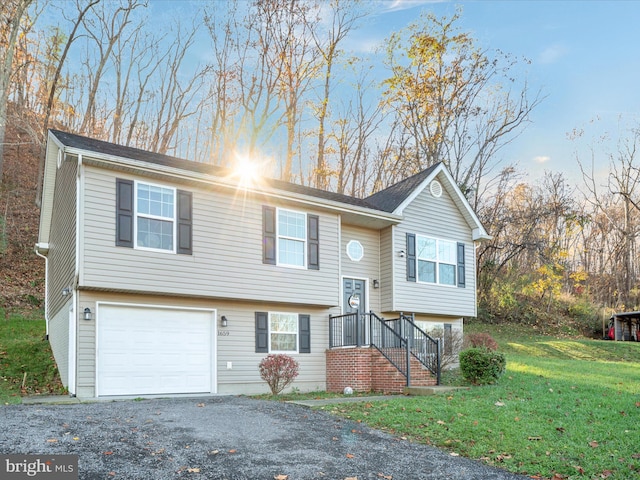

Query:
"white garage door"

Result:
[[97, 304, 215, 396]]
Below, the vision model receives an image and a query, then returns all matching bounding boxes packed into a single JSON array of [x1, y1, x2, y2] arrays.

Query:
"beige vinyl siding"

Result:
[[76, 292, 327, 397], [80, 166, 340, 307], [46, 148, 77, 319], [48, 302, 70, 387], [393, 174, 477, 317], [340, 225, 381, 313], [379, 227, 394, 313]]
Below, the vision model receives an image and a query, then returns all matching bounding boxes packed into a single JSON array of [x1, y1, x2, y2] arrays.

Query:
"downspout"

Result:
[[34, 245, 49, 338]]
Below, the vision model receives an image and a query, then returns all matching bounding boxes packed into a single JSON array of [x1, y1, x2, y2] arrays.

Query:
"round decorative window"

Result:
[[346, 240, 364, 262], [429, 180, 443, 198]]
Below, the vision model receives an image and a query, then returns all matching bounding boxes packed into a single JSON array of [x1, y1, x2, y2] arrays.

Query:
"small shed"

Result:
[[608, 311, 640, 341]]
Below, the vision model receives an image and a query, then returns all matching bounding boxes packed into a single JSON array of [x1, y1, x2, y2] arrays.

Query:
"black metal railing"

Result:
[[328, 311, 441, 385], [383, 313, 441, 384]]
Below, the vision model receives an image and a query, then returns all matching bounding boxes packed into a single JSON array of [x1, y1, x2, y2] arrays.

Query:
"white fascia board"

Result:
[[70, 147, 403, 226], [38, 131, 68, 245], [394, 163, 490, 240]]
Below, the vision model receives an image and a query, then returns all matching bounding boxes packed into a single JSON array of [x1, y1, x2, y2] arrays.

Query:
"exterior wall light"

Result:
[[399, 250, 406, 258], [83, 307, 92, 321], [62, 287, 70, 296], [373, 279, 380, 289], [221, 315, 228, 328]]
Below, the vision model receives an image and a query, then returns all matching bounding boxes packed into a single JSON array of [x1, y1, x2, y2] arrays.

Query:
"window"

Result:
[[278, 209, 306, 267], [416, 235, 457, 286], [269, 312, 298, 352], [116, 178, 192, 255], [255, 312, 311, 354], [346, 240, 364, 262], [136, 183, 175, 251], [262, 206, 319, 270]]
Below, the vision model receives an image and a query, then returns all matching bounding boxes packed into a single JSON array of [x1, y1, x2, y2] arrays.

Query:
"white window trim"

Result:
[[268, 311, 299, 354], [134, 180, 177, 254], [346, 240, 364, 262], [276, 207, 307, 269], [416, 235, 457, 286]]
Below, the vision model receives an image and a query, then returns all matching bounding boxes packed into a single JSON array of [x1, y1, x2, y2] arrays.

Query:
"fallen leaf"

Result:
[[574, 466, 585, 474], [494, 401, 505, 407], [187, 468, 200, 473], [47, 439, 58, 443], [104, 451, 114, 455], [73, 437, 80, 441], [437, 420, 446, 425], [197, 403, 205, 407], [274, 475, 288, 480], [228, 449, 237, 454], [210, 450, 219, 455], [346, 453, 355, 459], [344, 477, 358, 480], [450, 452, 460, 457], [589, 441, 599, 448], [556, 427, 565, 433], [377, 474, 392, 479], [600, 470, 613, 478], [528, 436, 543, 441], [108, 473, 115, 477]]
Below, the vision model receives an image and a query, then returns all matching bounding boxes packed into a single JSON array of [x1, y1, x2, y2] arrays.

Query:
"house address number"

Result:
[[218, 330, 230, 336]]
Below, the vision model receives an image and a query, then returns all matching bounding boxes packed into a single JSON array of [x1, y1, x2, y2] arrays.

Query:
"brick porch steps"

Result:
[[326, 347, 438, 394]]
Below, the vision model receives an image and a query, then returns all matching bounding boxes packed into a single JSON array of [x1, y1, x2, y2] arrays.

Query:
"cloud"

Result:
[[379, 0, 446, 13], [538, 44, 569, 64], [534, 156, 551, 164]]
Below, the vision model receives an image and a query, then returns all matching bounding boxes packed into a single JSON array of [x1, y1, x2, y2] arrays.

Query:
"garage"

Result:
[[97, 303, 216, 396]]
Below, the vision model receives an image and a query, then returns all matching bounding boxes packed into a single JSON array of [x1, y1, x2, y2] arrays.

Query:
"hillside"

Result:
[[0, 119, 44, 312]]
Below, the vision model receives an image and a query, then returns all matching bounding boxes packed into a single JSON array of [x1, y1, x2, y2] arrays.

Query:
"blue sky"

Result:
[[360, 0, 640, 185]]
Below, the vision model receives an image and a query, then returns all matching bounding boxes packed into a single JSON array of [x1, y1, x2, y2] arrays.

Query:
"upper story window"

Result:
[[262, 206, 319, 270], [278, 209, 306, 267], [136, 183, 176, 251], [116, 178, 192, 255], [416, 235, 457, 286]]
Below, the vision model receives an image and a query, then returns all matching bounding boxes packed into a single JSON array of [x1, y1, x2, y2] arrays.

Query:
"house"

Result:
[[36, 129, 490, 398]]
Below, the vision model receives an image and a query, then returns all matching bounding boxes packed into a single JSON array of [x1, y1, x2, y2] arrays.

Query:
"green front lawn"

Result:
[[0, 309, 65, 404], [319, 326, 640, 479]]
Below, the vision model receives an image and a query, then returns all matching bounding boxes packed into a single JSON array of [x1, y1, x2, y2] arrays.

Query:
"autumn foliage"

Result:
[[258, 354, 299, 395], [465, 332, 499, 351]]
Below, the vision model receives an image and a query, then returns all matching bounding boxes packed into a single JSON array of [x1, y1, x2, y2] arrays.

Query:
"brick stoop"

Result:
[[326, 347, 437, 394]]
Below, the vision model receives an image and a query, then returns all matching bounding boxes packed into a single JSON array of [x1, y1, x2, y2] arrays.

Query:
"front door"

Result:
[[343, 278, 367, 345]]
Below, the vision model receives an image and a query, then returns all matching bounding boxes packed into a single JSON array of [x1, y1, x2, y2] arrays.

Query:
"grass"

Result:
[[0, 308, 65, 404], [313, 324, 640, 480]]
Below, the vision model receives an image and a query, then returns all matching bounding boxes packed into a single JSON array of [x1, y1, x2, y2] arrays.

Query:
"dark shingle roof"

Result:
[[365, 163, 441, 212], [51, 130, 385, 210], [50, 129, 431, 214]]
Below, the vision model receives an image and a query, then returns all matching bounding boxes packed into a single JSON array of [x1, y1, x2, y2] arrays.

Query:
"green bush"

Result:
[[459, 347, 506, 385]]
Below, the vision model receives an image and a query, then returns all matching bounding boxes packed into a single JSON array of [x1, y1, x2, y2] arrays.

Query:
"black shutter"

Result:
[[116, 178, 134, 247], [457, 242, 466, 288], [307, 214, 319, 270], [176, 190, 192, 255], [255, 312, 269, 353], [406, 233, 416, 282], [263, 206, 276, 265], [299, 314, 311, 353]]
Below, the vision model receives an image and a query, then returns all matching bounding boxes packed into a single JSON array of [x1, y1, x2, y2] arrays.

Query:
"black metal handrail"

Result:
[[384, 313, 441, 384]]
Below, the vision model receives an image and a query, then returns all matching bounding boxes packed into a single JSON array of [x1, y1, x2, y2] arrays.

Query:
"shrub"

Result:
[[464, 332, 499, 351], [459, 347, 506, 385], [258, 354, 299, 395]]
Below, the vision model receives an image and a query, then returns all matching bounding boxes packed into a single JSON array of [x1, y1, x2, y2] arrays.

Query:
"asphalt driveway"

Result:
[[0, 396, 530, 479]]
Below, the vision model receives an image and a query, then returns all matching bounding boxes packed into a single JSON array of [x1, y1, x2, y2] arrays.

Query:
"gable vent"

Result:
[[429, 180, 443, 198]]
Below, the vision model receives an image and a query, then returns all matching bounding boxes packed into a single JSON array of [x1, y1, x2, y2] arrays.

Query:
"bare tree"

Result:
[[78, 0, 144, 136], [0, 0, 33, 183], [309, 0, 366, 189]]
